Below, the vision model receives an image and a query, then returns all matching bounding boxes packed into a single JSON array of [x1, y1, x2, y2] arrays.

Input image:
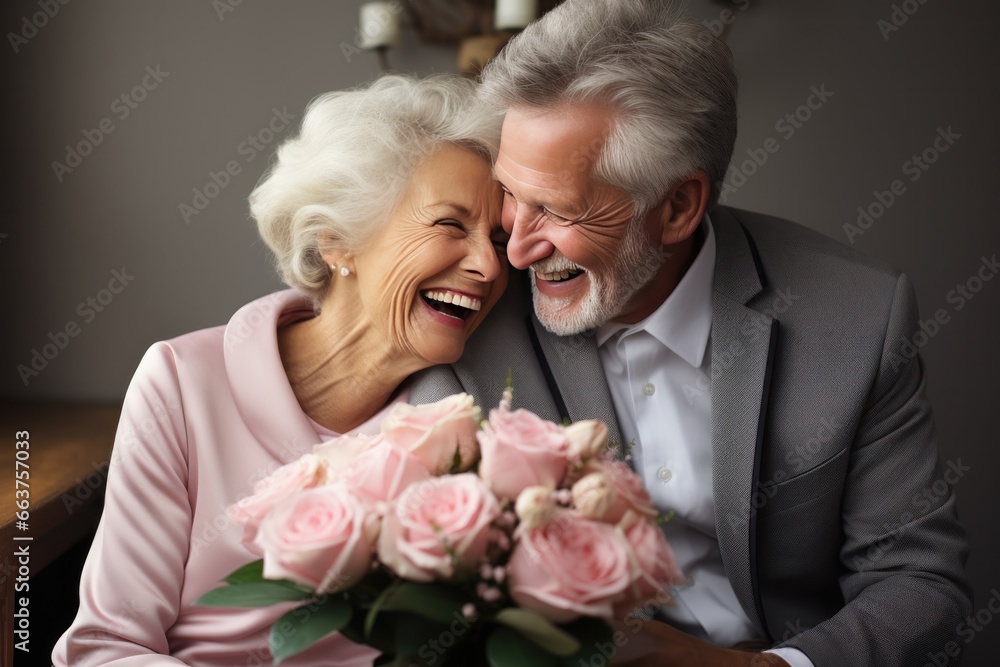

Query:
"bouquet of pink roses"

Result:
[[197, 389, 681, 666]]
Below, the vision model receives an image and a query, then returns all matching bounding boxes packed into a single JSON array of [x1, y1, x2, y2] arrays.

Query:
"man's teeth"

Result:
[[536, 268, 582, 282], [422, 290, 482, 311]]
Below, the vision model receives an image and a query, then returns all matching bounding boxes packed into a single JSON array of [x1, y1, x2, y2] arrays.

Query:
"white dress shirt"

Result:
[[596, 217, 812, 667]]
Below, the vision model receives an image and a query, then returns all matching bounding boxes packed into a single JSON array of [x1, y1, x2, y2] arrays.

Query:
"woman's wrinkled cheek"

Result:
[[379, 272, 420, 355], [377, 240, 435, 355]]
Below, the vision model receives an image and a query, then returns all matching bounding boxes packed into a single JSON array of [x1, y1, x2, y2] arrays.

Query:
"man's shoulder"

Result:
[[714, 205, 902, 289]]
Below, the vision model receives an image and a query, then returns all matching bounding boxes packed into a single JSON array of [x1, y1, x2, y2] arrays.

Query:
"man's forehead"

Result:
[[500, 105, 612, 163], [495, 104, 613, 191]]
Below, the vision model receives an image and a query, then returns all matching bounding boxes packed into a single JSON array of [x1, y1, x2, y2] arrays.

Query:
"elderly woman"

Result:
[[52, 75, 508, 666]]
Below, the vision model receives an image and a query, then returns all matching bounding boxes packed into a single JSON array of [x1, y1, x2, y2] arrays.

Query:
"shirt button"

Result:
[[643, 382, 655, 396], [657, 466, 672, 482]]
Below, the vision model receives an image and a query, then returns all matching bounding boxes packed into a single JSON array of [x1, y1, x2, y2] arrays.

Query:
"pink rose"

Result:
[[341, 441, 432, 504], [507, 512, 632, 623], [617, 513, 683, 613], [381, 394, 481, 474], [254, 485, 376, 594], [227, 453, 327, 546], [313, 433, 383, 476], [590, 460, 658, 524], [477, 406, 569, 500], [378, 474, 500, 582]]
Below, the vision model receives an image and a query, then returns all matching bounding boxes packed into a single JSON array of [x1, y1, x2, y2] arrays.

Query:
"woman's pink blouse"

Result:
[[53, 291, 389, 666]]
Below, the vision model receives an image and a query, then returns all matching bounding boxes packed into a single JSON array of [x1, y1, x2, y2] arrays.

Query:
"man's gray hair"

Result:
[[250, 74, 500, 303], [479, 0, 737, 214]]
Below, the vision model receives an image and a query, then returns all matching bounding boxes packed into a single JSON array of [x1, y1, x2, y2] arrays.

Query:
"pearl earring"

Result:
[[329, 264, 337, 272], [339, 266, 350, 277]]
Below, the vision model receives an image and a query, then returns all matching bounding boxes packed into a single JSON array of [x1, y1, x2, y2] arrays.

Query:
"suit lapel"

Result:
[[411, 209, 775, 635], [528, 316, 623, 449], [710, 207, 776, 636]]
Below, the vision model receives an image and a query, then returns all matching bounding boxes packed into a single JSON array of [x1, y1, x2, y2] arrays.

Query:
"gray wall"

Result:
[[2, 0, 998, 664]]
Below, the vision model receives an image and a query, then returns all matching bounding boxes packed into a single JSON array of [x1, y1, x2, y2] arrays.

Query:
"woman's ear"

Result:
[[317, 232, 346, 270], [656, 170, 711, 245]]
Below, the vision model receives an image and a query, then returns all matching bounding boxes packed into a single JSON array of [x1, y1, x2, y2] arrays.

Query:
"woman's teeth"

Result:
[[421, 290, 482, 317]]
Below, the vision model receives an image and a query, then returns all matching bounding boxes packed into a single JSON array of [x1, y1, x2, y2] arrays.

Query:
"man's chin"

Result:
[[532, 291, 599, 336]]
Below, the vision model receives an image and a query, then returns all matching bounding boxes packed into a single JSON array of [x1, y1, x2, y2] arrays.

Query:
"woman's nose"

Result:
[[461, 234, 503, 283]]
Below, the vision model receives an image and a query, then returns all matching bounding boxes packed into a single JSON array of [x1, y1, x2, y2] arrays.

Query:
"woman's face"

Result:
[[345, 145, 509, 366]]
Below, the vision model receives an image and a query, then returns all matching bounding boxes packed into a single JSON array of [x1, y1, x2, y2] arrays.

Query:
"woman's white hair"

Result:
[[479, 0, 737, 216], [250, 74, 500, 302]]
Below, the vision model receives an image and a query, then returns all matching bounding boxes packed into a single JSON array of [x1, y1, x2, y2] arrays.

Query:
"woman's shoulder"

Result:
[[136, 290, 307, 384], [135, 326, 227, 387], [125, 290, 310, 414]]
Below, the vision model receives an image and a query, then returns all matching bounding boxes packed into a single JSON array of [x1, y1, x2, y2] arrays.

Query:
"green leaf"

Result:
[[224, 559, 265, 585], [375, 655, 422, 667], [449, 446, 464, 474], [270, 598, 353, 665], [339, 609, 396, 654], [377, 582, 470, 625], [358, 609, 479, 664], [347, 569, 394, 605], [493, 608, 580, 657], [486, 626, 561, 667], [364, 580, 401, 639], [194, 582, 312, 608], [559, 617, 615, 666], [390, 611, 454, 658]]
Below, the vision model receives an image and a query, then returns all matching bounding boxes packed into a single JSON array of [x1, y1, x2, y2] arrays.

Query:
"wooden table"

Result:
[[1, 402, 121, 666]]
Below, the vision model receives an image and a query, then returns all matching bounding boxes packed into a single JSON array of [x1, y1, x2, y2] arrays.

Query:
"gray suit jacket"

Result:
[[410, 206, 972, 666]]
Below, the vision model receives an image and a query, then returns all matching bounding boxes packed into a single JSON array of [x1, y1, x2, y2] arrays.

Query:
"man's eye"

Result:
[[541, 208, 569, 224]]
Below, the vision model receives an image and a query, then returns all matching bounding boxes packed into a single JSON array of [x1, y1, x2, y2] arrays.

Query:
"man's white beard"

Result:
[[531, 219, 665, 336]]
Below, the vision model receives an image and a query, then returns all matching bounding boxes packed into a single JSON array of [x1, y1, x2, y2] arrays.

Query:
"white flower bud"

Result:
[[514, 486, 556, 530], [565, 420, 609, 461], [571, 472, 616, 521]]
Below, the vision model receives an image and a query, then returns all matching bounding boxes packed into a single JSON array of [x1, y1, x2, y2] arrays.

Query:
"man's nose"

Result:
[[503, 202, 555, 269]]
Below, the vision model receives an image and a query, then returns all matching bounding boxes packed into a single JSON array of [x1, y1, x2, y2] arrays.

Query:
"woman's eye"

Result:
[[436, 219, 464, 229]]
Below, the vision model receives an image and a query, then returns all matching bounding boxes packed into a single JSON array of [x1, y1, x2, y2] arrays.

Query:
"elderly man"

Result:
[[412, 0, 971, 665]]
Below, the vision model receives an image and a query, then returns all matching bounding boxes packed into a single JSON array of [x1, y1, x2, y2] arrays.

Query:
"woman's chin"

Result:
[[410, 302, 476, 365], [421, 342, 464, 367]]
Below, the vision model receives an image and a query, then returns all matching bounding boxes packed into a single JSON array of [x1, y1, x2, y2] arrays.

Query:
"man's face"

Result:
[[493, 105, 667, 335]]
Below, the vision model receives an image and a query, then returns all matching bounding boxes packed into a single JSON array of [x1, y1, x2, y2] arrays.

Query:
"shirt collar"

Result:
[[596, 215, 716, 369]]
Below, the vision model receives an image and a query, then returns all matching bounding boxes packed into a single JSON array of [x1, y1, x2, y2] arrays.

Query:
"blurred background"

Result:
[[1, 0, 998, 664]]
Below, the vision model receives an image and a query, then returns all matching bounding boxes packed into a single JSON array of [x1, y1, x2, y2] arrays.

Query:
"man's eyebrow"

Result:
[[493, 159, 580, 218]]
